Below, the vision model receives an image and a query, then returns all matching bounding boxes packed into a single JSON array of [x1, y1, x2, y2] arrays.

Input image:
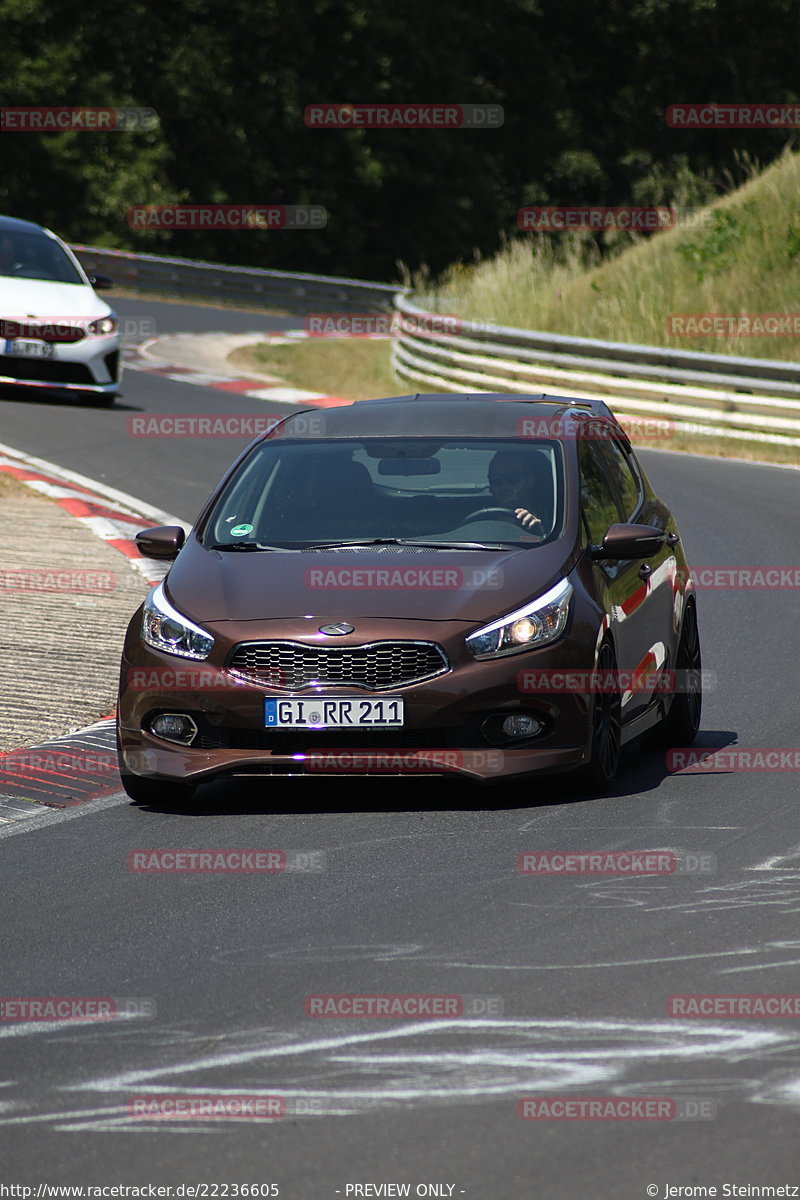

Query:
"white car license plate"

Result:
[[264, 697, 404, 728], [4, 339, 55, 359]]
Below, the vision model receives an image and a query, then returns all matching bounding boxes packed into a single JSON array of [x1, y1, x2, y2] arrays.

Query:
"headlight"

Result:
[[466, 578, 572, 660], [87, 316, 117, 335], [141, 582, 214, 660]]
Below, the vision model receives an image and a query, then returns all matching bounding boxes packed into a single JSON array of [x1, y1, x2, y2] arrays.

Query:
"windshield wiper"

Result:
[[303, 538, 515, 551], [208, 541, 283, 552]]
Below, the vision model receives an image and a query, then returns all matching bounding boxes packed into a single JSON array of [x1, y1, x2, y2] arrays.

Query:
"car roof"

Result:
[[0, 214, 50, 236], [269, 393, 623, 440]]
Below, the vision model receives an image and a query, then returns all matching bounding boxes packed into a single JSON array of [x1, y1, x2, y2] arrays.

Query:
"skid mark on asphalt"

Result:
[[0, 1017, 793, 1131]]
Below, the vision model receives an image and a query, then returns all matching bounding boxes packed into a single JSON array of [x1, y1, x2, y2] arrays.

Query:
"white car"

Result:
[[0, 215, 121, 405]]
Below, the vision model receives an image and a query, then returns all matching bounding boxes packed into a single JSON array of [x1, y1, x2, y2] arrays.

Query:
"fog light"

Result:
[[149, 713, 198, 745], [502, 715, 542, 740]]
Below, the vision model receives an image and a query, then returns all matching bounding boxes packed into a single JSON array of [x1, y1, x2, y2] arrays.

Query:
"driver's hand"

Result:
[[514, 508, 542, 530]]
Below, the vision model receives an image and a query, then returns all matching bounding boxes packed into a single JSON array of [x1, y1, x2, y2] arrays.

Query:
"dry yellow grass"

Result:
[[422, 149, 800, 361]]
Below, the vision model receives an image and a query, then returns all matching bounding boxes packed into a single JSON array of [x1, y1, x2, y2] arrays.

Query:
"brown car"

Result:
[[116, 393, 701, 804]]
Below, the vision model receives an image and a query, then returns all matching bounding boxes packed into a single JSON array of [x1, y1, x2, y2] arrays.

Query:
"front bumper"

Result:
[[0, 333, 121, 394], [118, 618, 596, 785]]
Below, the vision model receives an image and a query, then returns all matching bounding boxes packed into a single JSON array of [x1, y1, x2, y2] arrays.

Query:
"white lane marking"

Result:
[[0, 792, 130, 841], [247, 386, 326, 402]]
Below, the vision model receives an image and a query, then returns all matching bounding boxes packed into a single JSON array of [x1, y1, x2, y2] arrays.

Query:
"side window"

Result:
[[578, 439, 623, 544], [596, 438, 642, 520]]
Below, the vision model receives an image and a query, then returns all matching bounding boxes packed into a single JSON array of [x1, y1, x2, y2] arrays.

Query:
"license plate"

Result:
[[5, 339, 55, 359], [264, 697, 404, 728]]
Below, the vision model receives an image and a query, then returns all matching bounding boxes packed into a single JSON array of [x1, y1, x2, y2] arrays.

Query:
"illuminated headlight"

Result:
[[466, 578, 572, 660], [87, 316, 117, 335], [141, 582, 214, 660]]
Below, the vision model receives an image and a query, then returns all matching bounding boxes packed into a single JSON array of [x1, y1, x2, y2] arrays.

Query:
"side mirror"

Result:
[[89, 273, 114, 290], [591, 522, 666, 561], [135, 525, 186, 560]]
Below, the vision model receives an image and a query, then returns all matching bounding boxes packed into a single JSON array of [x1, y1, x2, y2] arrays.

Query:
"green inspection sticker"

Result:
[[230, 523, 254, 537]]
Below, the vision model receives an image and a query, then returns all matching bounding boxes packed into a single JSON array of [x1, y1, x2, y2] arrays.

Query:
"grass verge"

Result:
[[229, 338, 404, 400], [421, 148, 800, 362]]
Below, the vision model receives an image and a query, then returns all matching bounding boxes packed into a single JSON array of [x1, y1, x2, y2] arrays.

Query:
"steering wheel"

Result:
[[462, 506, 521, 523]]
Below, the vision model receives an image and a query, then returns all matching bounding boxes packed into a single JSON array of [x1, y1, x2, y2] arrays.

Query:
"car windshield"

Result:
[[202, 437, 565, 549], [0, 230, 85, 284]]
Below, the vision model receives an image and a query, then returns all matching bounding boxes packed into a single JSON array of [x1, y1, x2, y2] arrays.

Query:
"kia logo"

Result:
[[319, 622, 354, 636]]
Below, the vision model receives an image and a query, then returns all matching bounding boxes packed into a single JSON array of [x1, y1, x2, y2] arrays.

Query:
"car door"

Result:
[[578, 433, 656, 723]]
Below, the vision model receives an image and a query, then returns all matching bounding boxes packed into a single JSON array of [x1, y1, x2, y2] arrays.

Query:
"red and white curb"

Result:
[[0, 444, 188, 815], [0, 440, 186, 588], [123, 333, 351, 408], [0, 718, 119, 818]]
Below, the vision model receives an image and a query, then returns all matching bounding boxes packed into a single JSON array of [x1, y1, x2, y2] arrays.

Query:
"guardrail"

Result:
[[70, 242, 800, 447], [391, 293, 800, 448], [70, 244, 398, 314]]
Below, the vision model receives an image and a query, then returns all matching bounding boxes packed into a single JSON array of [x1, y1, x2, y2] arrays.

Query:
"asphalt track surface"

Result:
[[2, 297, 800, 1196]]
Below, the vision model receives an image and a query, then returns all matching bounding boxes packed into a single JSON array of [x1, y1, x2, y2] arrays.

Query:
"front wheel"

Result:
[[577, 639, 622, 792], [655, 602, 702, 745]]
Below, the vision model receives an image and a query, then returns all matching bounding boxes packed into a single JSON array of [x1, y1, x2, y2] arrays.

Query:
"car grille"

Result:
[[0, 320, 86, 343], [227, 640, 449, 691], [0, 358, 95, 383]]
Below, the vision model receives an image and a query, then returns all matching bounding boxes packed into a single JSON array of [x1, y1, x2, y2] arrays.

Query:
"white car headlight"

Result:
[[142, 582, 214, 660], [466, 578, 572, 660], [87, 316, 117, 335]]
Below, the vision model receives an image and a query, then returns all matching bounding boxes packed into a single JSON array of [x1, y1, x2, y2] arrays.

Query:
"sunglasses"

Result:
[[490, 472, 524, 484]]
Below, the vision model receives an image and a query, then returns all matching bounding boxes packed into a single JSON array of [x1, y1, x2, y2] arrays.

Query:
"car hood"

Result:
[[0, 278, 110, 319], [163, 536, 580, 626]]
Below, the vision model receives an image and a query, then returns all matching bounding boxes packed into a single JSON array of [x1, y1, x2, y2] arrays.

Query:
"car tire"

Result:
[[652, 601, 702, 746], [578, 638, 622, 792]]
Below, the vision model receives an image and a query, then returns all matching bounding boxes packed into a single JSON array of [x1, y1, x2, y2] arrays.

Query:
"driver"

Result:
[[487, 451, 544, 533]]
